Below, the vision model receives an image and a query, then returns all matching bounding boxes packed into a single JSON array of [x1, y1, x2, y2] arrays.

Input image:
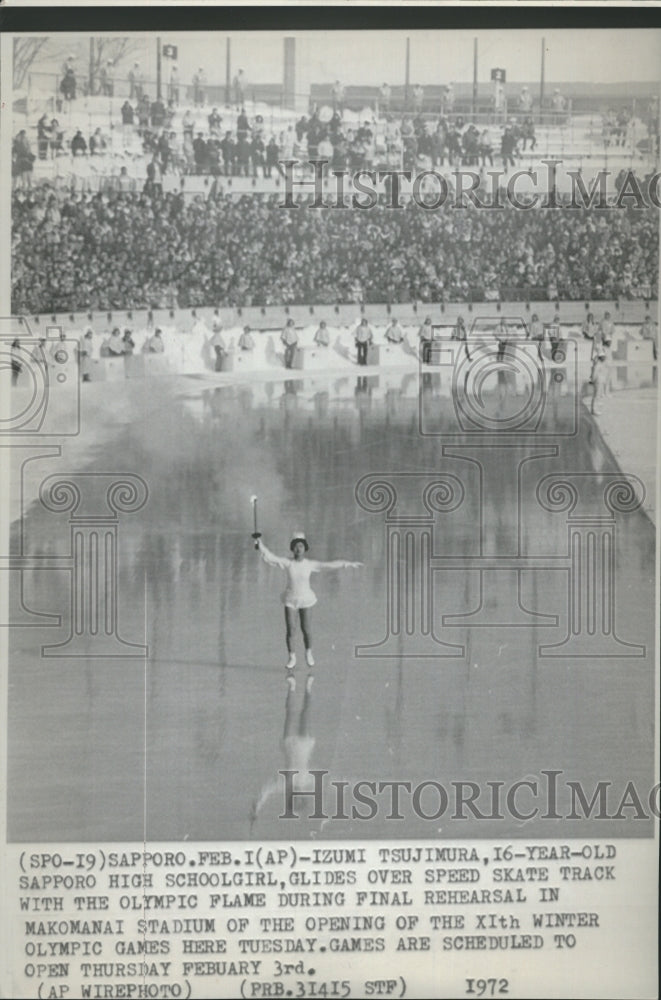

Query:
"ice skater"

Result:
[[254, 531, 362, 670]]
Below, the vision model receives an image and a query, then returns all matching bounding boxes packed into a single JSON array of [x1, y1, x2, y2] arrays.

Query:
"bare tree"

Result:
[[90, 37, 143, 93], [13, 38, 50, 90]]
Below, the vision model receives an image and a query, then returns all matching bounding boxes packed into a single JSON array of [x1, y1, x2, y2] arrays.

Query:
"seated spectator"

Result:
[[105, 328, 125, 356]]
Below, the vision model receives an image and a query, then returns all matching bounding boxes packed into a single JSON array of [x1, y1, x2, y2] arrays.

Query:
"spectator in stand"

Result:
[[220, 131, 235, 176], [193, 134, 208, 174], [236, 108, 250, 141], [89, 128, 107, 156], [49, 119, 64, 156], [99, 60, 114, 97], [208, 107, 222, 136], [281, 319, 299, 369], [121, 100, 135, 134], [551, 89, 567, 122], [265, 136, 284, 178], [145, 154, 163, 195], [37, 114, 50, 160], [60, 66, 76, 102], [233, 69, 246, 107], [117, 165, 133, 193], [251, 133, 266, 178], [151, 97, 166, 129], [478, 129, 494, 166], [331, 80, 345, 112], [235, 133, 251, 177], [380, 83, 391, 113], [501, 125, 516, 170], [521, 117, 537, 151], [295, 115, 308, 143], [182, 109, 195, 145], [129, 63, 144, 102], [193, 68, 207, 107], [169, 63, 180, 104], [71, 130, 87, 156], [354, 318, 373, 366]]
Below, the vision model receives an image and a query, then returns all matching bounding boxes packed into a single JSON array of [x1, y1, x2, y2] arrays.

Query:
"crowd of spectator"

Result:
[[11, 185, 658, 313]]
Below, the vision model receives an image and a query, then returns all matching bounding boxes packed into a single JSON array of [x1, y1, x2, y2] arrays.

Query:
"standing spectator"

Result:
[[182, 109, 195, 144], [137, 94, 151, 134], [640, 314, 658, 360], [129, 63, 143, 101], [144, 329, 165, 353], [61, 54, 75, 79], [251, 133, 266, 177], [122, 329, 136, 355], [37, 114, 50, 160], [380, 83, 391, 113], [60, 66, 76, 102], [295, 115, 308, 143], [145, 154, 163, 195], [208, 107, 222, 136], [265, 135, 284, 177], [121, 100, 135, 139], [235, 133, 251, 177], [412, 84, 424, 113], [193, 68, 207, 107], [238, 326, 255, 351], [529, 313, 544, 348], [210, 322, 227, 371], [418, 315, 434, 364], [281, 319, 299, 369], [236, 107, 250, 141], [354, 318, 373, 366], [478, 129, 494, 166], [117, 165, 133, 193], [500, 126, 516, 170], [314, 321, 330, 347], [220, 130, 235, 175], [233, 69, 246, 107], [521, 117, 537, 151], [49, 119, 64, 156], [384, 318, 404, 344], [151, 97, 166, 129], [99, 60, 114, 97], [551, 89, 567, 123], [193, 133, 208, 174], [493, 318, 510, 362], [71, 130, 87, 156], [331, 80, 345, 112], [519, 86, 533, 113], [168, 63, 180, 104], [452, 316, 467, 341]]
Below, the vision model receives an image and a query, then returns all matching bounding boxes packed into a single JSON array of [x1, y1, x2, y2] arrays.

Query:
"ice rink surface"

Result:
[[7, 368, 656, 841]]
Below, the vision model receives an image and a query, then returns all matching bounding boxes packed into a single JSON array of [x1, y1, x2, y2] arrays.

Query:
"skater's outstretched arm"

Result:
[[310, 558, 363, 571], [256, 538, 290, 569]]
